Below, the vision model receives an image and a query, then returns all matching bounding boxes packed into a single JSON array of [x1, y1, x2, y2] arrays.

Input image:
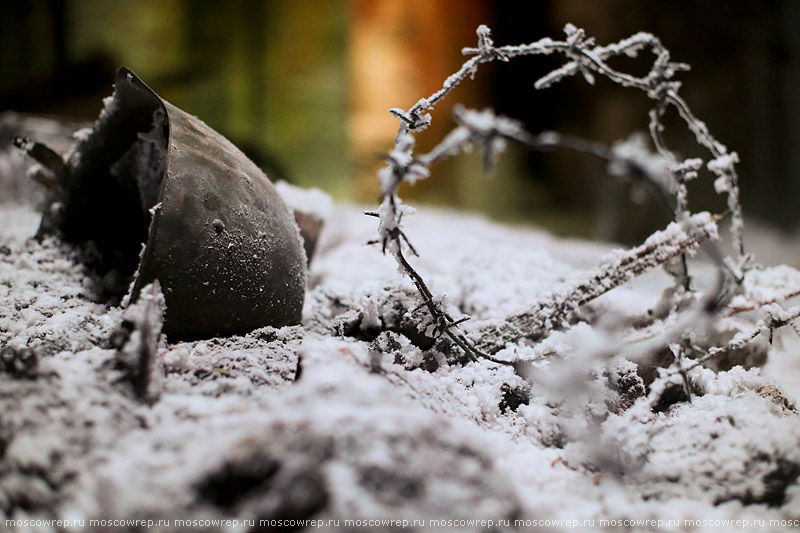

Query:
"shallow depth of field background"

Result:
[[1, 0, 796, 245]]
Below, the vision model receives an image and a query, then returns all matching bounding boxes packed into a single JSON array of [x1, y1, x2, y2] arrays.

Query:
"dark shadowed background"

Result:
[[1, 0, 796, 244]]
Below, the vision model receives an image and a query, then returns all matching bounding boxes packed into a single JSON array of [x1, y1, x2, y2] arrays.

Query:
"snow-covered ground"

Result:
[[2, 198, 800, 533]]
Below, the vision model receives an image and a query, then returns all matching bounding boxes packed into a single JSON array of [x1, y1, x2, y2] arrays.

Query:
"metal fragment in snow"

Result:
[[33, 67, 307, 340]]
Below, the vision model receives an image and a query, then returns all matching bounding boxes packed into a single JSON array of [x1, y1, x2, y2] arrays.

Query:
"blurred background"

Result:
[[1, 0, 797, 245]]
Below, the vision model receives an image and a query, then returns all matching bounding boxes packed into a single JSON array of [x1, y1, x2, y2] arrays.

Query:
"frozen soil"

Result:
[[1, 201, 800, 532]]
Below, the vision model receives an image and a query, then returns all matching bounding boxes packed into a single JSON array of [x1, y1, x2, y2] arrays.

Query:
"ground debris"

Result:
[[110, 281, 166, 404]]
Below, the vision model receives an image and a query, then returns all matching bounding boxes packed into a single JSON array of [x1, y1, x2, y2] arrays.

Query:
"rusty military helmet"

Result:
[[33, 67, 307, 340]]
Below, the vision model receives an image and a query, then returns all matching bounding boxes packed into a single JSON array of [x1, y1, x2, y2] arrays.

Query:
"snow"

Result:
[[709, 152, 741, 194], [2, 197, 800, 531], [274, 181, 333, 222], [609, 134, 675, 195]]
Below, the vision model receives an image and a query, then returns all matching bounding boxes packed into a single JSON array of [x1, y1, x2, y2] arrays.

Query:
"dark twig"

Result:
[[13, 136, 65, 175]]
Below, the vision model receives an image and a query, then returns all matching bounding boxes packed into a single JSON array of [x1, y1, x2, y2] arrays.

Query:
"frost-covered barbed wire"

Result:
[[372, 23, 749, 364], [617, 298, 800, 392], [386, 23, 745, 259], [373, 106, 726, 363], [689, 304, 800, 370], [621, 301, 800, 402]]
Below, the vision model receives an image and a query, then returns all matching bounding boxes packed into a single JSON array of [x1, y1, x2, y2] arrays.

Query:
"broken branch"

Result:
[[474, 212, 719, 354]]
